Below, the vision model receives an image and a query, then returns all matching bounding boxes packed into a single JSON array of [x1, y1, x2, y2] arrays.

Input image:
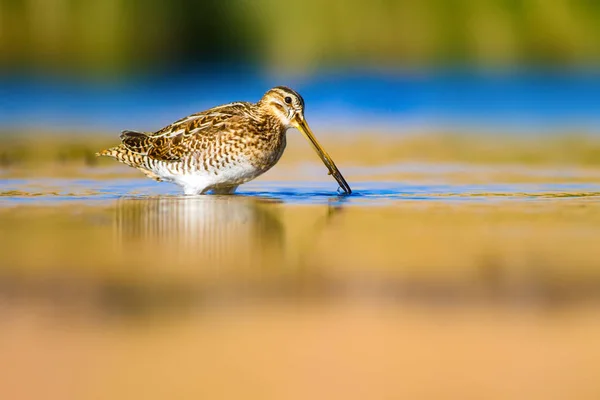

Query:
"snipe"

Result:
[[97, 86, 351, 195]]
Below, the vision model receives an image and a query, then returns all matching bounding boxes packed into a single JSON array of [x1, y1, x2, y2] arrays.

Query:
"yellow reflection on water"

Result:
[[2, 197, 600, 399], [115, 196, 285, 268]]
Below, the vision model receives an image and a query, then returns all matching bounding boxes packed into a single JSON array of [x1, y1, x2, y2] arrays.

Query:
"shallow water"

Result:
[[2, 163, 600, 399], [3, 175, 600, 204]]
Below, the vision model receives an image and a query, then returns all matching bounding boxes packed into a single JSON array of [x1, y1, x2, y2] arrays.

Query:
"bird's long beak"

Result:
[[292, 114, 352, 194]]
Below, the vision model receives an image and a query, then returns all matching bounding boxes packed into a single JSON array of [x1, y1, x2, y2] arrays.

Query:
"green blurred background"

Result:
[[2, 0, 600, 75]]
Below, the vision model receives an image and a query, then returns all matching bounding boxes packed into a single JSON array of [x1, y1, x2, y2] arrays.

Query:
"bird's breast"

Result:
[[248, 132, 287, 173]]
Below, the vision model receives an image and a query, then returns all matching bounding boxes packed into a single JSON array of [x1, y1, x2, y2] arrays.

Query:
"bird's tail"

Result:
[[95, 146, 120, 158], [96, 146, 162, 181], [96, 145, 144, 168]]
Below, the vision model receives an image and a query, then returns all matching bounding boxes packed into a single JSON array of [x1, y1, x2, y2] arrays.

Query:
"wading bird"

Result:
[[97, 86, 351, 195]]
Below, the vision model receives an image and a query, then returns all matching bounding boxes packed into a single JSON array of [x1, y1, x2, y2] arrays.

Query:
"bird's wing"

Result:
[[119, 102, 254, 162]]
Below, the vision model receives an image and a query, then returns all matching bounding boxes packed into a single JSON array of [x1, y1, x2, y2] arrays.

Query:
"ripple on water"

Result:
[[1, 178, 600, 206]]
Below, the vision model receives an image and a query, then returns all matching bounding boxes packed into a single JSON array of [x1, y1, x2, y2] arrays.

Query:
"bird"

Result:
[[97, 86, 351, 195]]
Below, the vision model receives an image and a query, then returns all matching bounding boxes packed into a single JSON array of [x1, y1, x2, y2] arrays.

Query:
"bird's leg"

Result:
[[210, 185, 239, 195]]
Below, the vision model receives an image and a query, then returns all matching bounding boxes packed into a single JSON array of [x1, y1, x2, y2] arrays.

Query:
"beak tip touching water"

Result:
[[339, 180, 353, 195], [293, 115, 352, 195]]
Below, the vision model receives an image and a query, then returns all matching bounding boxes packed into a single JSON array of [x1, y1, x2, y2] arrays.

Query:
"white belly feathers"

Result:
[[151, 156, 260, 195]]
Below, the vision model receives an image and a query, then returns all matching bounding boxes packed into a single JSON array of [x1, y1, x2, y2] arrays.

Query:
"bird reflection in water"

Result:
[[106, 195, 349, 314], [114, 196, 285, 270]]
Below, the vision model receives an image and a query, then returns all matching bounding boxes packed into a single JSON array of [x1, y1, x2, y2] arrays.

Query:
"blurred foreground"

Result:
[[2, 133, 600, 399]]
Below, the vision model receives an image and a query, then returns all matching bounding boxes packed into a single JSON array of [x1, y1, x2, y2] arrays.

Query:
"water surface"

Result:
[[2, 162, 600, 399]]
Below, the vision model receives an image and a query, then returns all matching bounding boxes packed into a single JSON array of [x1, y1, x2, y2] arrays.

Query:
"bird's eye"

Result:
[[284, 96, 292, 104]]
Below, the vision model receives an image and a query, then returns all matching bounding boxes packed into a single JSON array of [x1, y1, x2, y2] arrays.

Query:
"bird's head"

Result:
[[258, 86, 352, 194], [259, 86, 306, 128]]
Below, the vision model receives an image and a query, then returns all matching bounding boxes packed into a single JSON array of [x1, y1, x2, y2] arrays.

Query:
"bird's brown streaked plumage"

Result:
[[97, 86, 351, 195]]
